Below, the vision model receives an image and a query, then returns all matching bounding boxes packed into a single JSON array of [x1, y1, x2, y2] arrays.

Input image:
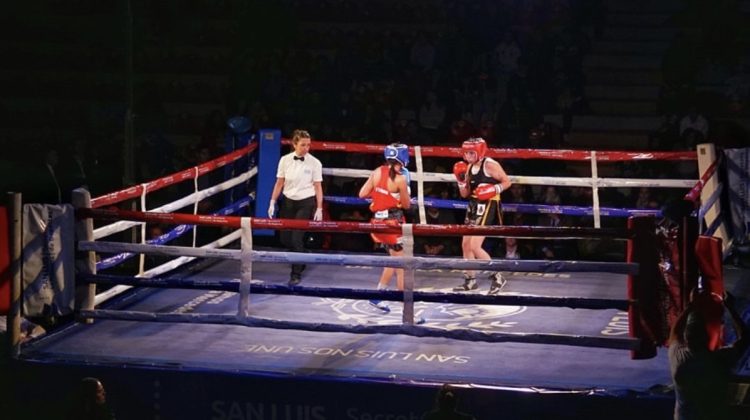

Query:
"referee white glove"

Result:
[[313, 207, 323, 221], [268, 200, 276, 219]]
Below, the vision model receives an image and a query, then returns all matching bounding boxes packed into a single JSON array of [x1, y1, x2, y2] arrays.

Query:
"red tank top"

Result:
[[369, 165, 400, 212]]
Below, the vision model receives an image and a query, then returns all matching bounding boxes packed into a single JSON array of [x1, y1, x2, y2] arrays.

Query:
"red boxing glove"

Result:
[[474, 183, 503, 200], [453, 161, 468, 189]]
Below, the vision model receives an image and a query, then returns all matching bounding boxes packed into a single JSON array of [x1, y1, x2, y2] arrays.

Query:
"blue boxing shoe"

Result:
[[369, 300, 391, 313]]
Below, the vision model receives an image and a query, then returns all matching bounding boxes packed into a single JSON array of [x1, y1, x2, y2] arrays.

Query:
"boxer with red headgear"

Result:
[[453, 137, 512, 295], [461, 137, 487, 163]]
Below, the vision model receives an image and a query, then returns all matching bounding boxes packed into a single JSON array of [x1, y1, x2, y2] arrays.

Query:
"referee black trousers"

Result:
[[279, 196, 315, 278]]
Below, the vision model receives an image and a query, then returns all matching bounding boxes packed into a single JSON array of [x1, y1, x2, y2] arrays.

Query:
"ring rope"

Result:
[[82, 242, 640, 275], [77, 138, 697, 353], [79, 309, 641, 350], [323, 167, 696, 189], [81, 274, 633, 311], [93, 224, 245, 306], [323, 195, 662, 218], [91, 142, 257, 208], [81, 208, 633, 239], [97, 196, 252, 270], [283, 139, 696, 161], [93, 166, 257, 240]]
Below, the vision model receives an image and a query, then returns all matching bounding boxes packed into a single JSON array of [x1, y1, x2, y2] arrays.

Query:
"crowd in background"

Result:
[[1, 0, 749, 261]]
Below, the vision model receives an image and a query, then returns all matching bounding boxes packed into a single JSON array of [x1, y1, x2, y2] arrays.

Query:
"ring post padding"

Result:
[[626, 216, 659, 359], [239, 217, 253, 317], [72, 188, 96, 324], [255, 129, 281, 236], [402, 223, 415, 325], [697, 143, 731, 256], [414, 146, 426, 224]]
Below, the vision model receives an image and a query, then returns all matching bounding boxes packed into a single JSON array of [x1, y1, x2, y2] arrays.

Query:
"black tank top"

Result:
[[468, 158, 497, 191]]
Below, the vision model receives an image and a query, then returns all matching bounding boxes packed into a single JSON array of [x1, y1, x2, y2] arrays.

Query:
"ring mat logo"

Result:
[[318, 296, 525, 331]]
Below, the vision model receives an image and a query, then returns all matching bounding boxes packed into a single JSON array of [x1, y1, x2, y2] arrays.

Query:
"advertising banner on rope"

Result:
[[724, 148, 750, 247], [22, 203, 75, 317]]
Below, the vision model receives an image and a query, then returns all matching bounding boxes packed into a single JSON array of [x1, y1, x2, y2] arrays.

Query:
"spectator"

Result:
[[28, 147, 62, 204], [60, 139, 90, 201], [410, 31, 436, 72], [418, 91, 447, 139], [538, 186, 562, 259], [679, 106, 709, 145], [504, 183, 528, 260], [649, 113, 680, 150], [422, 384, 476, 420], [419, 204, 458, 257], [492, 31, 522, 108], [634, 187, 660, 210], [449, 116, 477, 143], [65, 377, 115, 420], [669, 290, 749, 420]]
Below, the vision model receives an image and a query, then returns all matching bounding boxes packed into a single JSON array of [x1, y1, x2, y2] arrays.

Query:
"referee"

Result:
[[268, 129, 324, 286]]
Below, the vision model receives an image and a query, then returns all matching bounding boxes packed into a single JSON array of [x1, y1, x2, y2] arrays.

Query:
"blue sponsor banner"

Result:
[[11, 360, 672, 420]]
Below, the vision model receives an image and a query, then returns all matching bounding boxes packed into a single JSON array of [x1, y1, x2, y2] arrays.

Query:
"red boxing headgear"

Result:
[[462, 137, 487, 163]]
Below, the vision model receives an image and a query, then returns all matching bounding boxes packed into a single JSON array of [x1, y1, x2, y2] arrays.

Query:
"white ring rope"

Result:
[[323, 167, 695, 189]]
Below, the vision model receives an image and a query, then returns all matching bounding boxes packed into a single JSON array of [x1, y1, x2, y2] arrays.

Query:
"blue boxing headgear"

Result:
[[384, 143, 409, 167]]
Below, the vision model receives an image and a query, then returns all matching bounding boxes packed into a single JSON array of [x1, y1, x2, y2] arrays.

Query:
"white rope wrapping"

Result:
[[402, 223, 415, 325], [239, 217, 252, 317], [414, 146, 426, 224], [591, 151, 601, 228], [139, 183, 148, 275]]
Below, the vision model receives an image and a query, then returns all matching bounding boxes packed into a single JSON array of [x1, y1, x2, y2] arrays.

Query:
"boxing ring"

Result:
[[6, 133, 743, 419]]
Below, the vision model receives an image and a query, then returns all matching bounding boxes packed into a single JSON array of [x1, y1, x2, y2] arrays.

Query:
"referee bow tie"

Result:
[[293, 156, 305, 161]]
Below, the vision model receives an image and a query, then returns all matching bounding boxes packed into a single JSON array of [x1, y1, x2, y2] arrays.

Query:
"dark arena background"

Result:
[[2, 1, 750, 420]]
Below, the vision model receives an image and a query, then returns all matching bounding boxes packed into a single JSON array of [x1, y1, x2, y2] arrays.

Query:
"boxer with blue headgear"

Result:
[[384, 143, 410, 167], [358, 142, 413, 314]]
